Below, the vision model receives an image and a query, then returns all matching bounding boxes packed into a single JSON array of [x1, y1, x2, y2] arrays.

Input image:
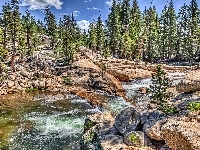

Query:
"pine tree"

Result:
[[167, 0, 177, 60], [44, 6, 57, 49], [80, 29, 88, 47], [88, 21, 97, 50], [160, 0, 177, 60], [10, 0, 21, 72], [95, 15, 105, 53], [119, 0, 130, 34], [159, 4, 168, 59], [144, 5, 160, 62], [0, 2, 12, 50], [150, 65, 175, 114], [106, 0, 121, 55], [102, 28, 110, 58], [36, 19, 45, 35], [61, 14, 76, 64], [31, 20, 41, 53], [177, 3, 190, 60], [21, 9, 36, 55], [0, 27, 7, 60], [129, 0, 142, 59], [188, 0, 200, 62], [121, 29, 132, 58]]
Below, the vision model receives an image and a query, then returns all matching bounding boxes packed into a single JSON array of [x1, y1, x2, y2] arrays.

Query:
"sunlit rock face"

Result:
[[176, 69, 200, 93]]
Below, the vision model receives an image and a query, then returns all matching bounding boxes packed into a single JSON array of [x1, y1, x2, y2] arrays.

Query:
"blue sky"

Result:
[[0, 0, 199, 30]]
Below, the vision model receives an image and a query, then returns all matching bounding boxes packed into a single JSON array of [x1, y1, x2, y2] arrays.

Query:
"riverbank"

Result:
[[0, 48, 198, 105], [0, 48, 200, 150]]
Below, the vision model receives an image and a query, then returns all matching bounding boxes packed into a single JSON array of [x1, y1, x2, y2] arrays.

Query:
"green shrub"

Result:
[[100, 62, 106, 78], [129, 133, 139, 146], [85, 130, 97, 143], [0, 75, 8, 82], [25, 87, 38, 92], [84, 120, 96, 132], [188, 102, 200, 111], [63, 74, 71, 85], [150, 65, 176, 114], [159, 104, 177, 114], [103, 49, 110, 59]]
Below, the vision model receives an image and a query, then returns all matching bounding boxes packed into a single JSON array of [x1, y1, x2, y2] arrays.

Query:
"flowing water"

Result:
[[0, 79, 151, 150]]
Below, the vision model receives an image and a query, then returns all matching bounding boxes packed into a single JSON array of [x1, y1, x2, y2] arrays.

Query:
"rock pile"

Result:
[[82, 106, 200, 150]]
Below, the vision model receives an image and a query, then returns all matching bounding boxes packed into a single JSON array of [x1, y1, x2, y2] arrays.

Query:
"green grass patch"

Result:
[[25, 87, 38, 92], [188, 102, 200, 111], [129, 133, 139, 146]]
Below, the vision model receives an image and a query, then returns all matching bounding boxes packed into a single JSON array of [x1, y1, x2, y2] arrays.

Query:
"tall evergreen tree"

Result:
[[0, 27, 7, 60], [119, 0, 130, 34], [61, 14, 77, 64], [106, 0, 121, 55], [44, 6, 57, 49], [0, 2, 12, 50], [129, 0, 142, 59], [10, 0, 21, 71], [95, 15, 105, 53], [80, 29, 88, 47], [188, 0, 200, 61], [160, 0, 177, 60], [143, 5, 160, 62], [88, 21, 97, 50], [177, 3, 190, 60], [21, 9, 36, 55]]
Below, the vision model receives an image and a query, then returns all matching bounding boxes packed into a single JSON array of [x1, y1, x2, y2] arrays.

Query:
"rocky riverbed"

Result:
[[0, 48, 200, 150]]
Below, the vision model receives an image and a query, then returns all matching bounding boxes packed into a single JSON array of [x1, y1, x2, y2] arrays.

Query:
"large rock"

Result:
[[99, 135, 128, 149], [87, 112, 114, 124], [71, 59, 126, 97], [176, 69, 200, 93], [114, 107, 141, 135], [107, 69, 130, 82], [7, 80, 15, 88], [143, 119, 166, 141], [142, 110, 166, 141], [161, 118, 200, 150], [82, 112, 127, 149], [176, 80, 200, 93], [97, 122, 118, 140]]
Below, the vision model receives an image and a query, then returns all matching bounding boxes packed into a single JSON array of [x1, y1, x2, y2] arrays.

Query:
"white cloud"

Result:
[[19, 0, 63, 10], [84, 0, 92, 2], [105, 0, 112, 6], [77, 20, 90, 31], [87, 7, 103, 11], [73, 11, 80, 17]]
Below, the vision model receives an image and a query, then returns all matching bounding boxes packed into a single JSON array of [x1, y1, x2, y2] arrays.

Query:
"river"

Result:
[[0, 79, 151, 150]]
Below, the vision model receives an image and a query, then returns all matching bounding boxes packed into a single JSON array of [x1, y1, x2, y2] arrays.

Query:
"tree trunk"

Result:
[[27, 29, 31, 55], [11, 55, 16, 72], [0, 64, 2, 75], [11, 28, 16, 72], [3, 28, 7, 50]]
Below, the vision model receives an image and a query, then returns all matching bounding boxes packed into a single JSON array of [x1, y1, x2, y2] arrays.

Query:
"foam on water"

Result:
[[4, 79, 153, 149], [122, 78, 151, 101], [107, 96, 131, 114], [7, 94, 99, 150]]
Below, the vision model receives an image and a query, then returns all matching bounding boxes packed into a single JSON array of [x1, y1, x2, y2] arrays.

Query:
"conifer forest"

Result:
[[0, 0, 200, 71], [0, 0, 200, 149]]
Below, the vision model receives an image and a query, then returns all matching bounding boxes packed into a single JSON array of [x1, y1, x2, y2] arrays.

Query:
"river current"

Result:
[[0, 79, 151, 150]]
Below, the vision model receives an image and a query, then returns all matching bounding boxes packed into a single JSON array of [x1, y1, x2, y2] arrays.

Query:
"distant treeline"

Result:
[[0, 0, 200, 72]]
